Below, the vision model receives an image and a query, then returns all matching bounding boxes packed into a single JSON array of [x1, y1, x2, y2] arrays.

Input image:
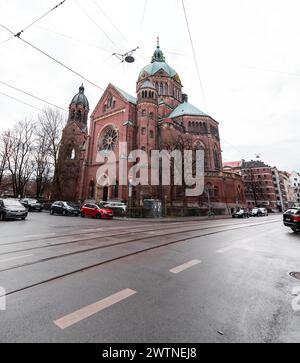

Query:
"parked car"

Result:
[[0, 199, 28, 221], [251, 207, 268, 217], [232, 209, 250, 218], [50, 201, 80, 216], [80, 203, 113, 219], [20, 198, 43, 212], [102, 201, 127, 213], [283, 208, 300, 233]]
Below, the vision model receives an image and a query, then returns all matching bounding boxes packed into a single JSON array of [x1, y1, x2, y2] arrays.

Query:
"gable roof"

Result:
[[113, 85, 137, 105], [168, 101, 208, 118]]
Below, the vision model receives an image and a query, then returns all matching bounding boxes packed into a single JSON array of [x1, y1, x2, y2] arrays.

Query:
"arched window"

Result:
[[149, 112, 154, 120], [214, 147, 221, 170], [194, 141, 208, 171], [75, 110, 82, 121], [89, 181, 95, 199], [160, 83, 164, 95], [70, 109, 75, 120], [214, 186, 219, 198], [150, 130, 154, 138], [142, 109, 147, 117], [165, 83, 168, 95], [70, 148, 76, 160]]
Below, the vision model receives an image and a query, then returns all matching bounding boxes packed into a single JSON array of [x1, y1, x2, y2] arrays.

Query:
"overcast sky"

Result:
[[0, 0, 299, 172]]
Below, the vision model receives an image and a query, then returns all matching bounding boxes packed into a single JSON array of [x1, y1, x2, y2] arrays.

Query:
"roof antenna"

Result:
[[113, 47, 139, 63]]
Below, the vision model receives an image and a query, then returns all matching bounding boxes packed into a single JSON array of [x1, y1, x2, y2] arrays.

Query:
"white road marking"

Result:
[[0, 254, 33, 263], [170, 259, 201, 274], [216, 245, 237, 254], [54, 288, 137, 330]]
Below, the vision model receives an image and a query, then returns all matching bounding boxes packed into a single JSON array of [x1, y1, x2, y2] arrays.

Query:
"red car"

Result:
[[80, 203, 114, 219]]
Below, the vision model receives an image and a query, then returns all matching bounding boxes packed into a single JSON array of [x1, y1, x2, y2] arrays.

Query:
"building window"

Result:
[[141, 127, 146, 135], [142, 109, 147, 117], [150, 130, 154, 138], [160, 83, 164, 95], [214, 147, 221, 170], [89, 181, 95, 199], [149, 112, 154, 120]]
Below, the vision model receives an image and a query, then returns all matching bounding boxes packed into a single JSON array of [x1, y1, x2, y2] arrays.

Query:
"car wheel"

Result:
[[0, 213, 6, 221], [50, 209, 54, 215], [62, 210, 67, 216], [21, 217, 26, 220], [80, 212, 85, 218], [39, 209, 42, 212], [96, 213, 102, 219], [292, 228, 299, 233]]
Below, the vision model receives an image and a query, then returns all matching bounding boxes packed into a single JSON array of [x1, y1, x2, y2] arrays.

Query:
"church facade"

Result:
[[55, 42, 245, 215]]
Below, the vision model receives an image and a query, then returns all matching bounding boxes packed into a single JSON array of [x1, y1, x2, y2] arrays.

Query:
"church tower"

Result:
[[53, 84, 89, 202]]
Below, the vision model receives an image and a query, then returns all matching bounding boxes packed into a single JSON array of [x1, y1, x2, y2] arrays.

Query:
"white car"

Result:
[[103, 201, 127, 213], [251, 207, 268, 217]]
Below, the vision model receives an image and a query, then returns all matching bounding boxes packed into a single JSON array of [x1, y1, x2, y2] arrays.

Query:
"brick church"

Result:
[[54, 41, 245, 215]]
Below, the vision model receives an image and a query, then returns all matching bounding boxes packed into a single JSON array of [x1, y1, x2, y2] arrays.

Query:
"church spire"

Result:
[[151, 37, 165, 63]]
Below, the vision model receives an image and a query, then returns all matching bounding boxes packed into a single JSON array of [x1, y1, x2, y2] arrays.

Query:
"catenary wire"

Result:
[[0, 80, 67, 112], [182, 0, 208, 112]]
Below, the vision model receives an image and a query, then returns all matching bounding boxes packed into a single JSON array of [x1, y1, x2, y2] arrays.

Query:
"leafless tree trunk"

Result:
[[37, 107, 65, 198], [6, 120, 35, 198], [0, 131, 11, 188]]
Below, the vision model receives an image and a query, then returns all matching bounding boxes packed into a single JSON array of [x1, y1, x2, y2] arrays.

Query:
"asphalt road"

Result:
[[0, 212, 299, 343]]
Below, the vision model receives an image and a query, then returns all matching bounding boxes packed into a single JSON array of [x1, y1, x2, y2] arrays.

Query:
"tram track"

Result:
[[0, 217, 281, 257], [1, 218, 281, 297]]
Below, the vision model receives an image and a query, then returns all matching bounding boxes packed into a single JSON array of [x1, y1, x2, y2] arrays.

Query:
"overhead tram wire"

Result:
[[181, 0, 208, 113], [0, 0, 67, 45], [73, 0, 123, 53], [91, 0, 133, 49], [0, 91, 43, 111], [0, 23, 105, 92], [0, 24, 135, 106], [181, 1, 249, 160], [0, 80, 67, 112], [36, 25, 112, 54]]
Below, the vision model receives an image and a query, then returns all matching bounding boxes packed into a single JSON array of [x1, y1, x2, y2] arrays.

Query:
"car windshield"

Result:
[[65, 202, 77, 208], [27, 199, 38, 203], [3, 200, 23, 207], [97, 204, 106, 209], [286, 209, 300, 215]]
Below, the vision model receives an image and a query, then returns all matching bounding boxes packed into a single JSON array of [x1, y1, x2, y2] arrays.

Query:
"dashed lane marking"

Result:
[[170, 259, 202, 274], [54, 288, 137, 330]]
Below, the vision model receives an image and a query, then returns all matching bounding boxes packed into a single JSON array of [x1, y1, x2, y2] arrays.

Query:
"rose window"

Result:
[[99, 127, 119, 151]]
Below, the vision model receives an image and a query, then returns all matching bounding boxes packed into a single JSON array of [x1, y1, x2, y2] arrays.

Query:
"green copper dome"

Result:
[[138, 40, 179, 82]]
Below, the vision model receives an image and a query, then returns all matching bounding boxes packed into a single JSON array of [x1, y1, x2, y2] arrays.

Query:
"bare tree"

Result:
[[243, 168, 266, 206], [0, 130, 11, 188], [33, 132, 52, 199], [6, 120, 35, 198], [37, 107, 65, 198]]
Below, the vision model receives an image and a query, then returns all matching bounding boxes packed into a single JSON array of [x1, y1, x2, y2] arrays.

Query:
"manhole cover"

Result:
[[289, 272, 300, 280]]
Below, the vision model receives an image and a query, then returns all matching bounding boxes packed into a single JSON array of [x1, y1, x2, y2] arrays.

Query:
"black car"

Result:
[[50, 201, 80, 216], [20, 198, 43, 212], [283, 208, 300, 233], [232, 209, 250, 218], [0, 199, 28, 221]]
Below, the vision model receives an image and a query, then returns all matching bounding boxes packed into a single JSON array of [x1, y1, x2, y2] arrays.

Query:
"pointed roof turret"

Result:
[[151, 37, 166, 63]]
